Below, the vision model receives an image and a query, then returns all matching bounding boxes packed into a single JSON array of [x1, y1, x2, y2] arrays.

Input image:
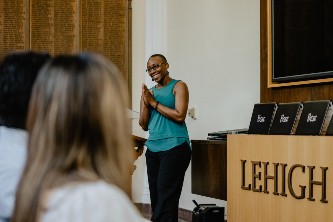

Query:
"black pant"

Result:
[[145, 142, 191, 222]]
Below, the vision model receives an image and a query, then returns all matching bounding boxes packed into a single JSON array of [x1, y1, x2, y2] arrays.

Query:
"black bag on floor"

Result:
[[192, 200, 224, 222]]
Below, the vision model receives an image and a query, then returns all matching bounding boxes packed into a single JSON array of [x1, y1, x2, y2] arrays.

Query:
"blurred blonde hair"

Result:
[[12, 53, 134, 222]]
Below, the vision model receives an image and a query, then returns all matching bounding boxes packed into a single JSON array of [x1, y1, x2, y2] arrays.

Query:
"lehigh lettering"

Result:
[[241, 160, 251, 190], [240, 160, 328, 203], [288, 164, 306, 199], [280, 163, 287, 197], [251, 161, 262, 192], [307, 166, 328, 203], [263, 162, 279, 195]]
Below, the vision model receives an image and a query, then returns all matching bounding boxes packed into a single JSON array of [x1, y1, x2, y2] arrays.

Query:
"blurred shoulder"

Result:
[[42, 181, 146, 222]]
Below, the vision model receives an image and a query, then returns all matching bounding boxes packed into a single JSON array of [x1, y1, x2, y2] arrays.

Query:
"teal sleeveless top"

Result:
[[145, 79, 191, 152]]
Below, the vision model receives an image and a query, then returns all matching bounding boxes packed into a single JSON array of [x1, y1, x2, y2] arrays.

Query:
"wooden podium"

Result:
[[227, 135, 333, 222]]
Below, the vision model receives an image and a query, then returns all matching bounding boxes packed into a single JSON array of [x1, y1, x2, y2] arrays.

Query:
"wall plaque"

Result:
[[0, 0, 129, 80], [0, 0, 28, 56]]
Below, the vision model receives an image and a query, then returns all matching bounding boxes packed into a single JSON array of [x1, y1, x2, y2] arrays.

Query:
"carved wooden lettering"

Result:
[[241, 160, 328, 203]]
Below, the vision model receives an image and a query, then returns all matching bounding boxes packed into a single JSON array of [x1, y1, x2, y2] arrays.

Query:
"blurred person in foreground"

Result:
[[0, 51, 51, 222], [11, 53, 147, 222]]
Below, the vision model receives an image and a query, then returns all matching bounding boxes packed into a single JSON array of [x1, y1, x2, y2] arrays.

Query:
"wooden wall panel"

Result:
[[260, 0, 333, 103], [0, 0, 29, 56], [191, 140, 227, 200], [0, 0, 130, 82]]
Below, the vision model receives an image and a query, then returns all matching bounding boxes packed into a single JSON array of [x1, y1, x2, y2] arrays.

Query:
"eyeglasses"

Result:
[[146, 63, 165, 73]]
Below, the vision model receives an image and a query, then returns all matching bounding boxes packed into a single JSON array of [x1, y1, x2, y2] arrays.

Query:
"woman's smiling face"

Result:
[[147, 56, 169, 83]]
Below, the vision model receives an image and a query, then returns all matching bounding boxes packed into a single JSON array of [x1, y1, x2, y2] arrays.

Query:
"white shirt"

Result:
[[41, 181, 148, 222], [0, 126, 28, 221]]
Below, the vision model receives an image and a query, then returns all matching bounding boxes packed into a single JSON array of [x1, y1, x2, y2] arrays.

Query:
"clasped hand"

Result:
[[142, 84, 156, 108]]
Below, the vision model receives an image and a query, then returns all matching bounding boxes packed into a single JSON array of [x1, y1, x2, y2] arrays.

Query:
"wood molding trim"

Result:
[[264, 0, 333, 89]]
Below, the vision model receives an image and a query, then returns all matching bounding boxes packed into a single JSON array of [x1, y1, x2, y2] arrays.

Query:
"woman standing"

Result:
[[139, 54, 191, 222]]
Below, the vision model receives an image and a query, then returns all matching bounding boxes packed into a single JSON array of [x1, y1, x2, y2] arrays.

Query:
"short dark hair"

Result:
[[149, 54, 168, 63], [0, 51, 51, 129]]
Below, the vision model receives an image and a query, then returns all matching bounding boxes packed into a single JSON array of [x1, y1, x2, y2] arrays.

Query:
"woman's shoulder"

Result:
[[42, 181, 147, 222], [173, 80, 188, 92]]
